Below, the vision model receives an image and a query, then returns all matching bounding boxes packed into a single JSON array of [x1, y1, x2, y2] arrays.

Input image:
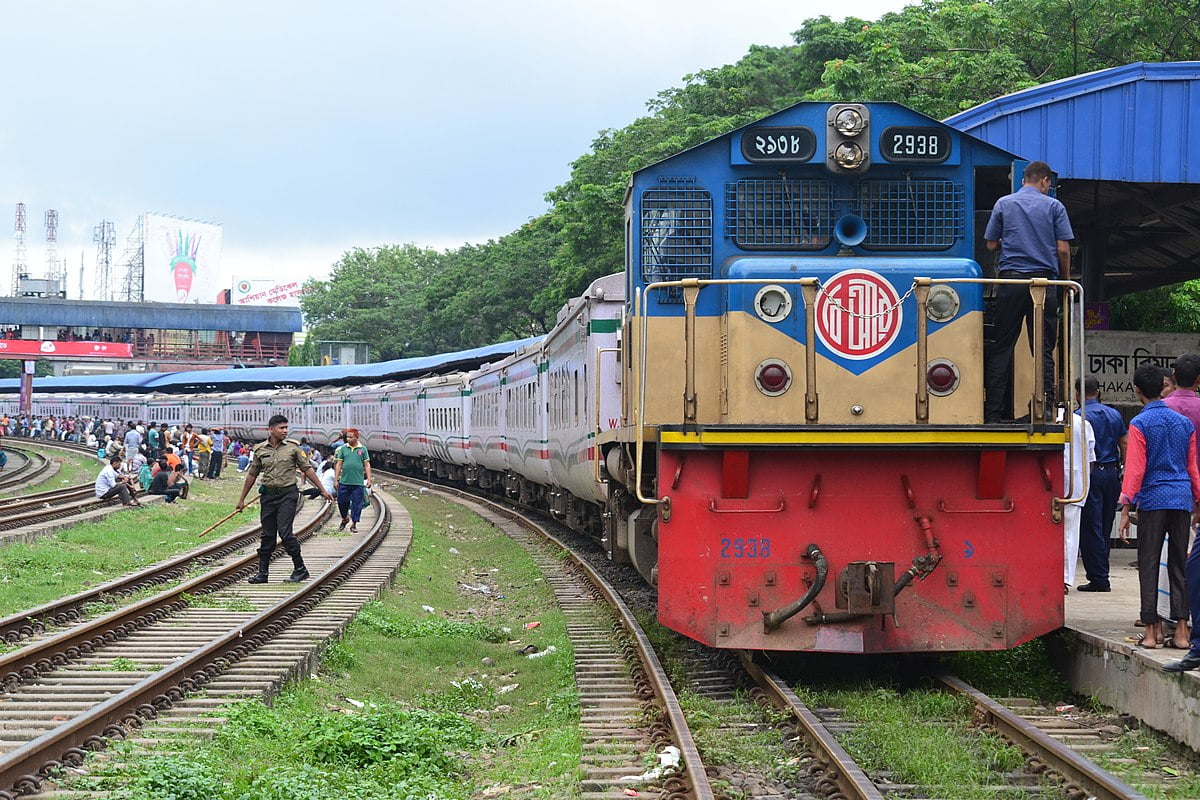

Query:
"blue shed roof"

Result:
[[0, 336, 544, 394], [945, 61, 1200, 183], [0, 297, 302, 332]]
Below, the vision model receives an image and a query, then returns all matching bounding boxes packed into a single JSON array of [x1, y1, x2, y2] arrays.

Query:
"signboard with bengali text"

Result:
[[0, 340, 133, 359], [232, 277, 303, 307], [1084, 331, 1200, 406]]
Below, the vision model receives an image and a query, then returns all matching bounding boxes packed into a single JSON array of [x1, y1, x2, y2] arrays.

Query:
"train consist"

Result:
[[1, 101, 1083, 654]]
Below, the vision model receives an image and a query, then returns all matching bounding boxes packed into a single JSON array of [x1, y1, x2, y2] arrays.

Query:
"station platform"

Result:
[[1056, 551, 1200, 753]]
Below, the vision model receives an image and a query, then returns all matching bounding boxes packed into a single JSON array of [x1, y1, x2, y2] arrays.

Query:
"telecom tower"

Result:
[[44, 210, 59, 294], [11, 203, 26, 296], [118, 215, 144, 302], [94, 220, 116, 301]]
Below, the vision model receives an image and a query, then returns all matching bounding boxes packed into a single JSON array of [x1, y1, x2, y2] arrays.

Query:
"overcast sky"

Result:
[[0, 0, 910, 299]]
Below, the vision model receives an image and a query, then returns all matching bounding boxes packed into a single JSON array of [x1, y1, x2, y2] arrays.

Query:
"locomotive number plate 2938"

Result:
[[720, 537, 772, 558]]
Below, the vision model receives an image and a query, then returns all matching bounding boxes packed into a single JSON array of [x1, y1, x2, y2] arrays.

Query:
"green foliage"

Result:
[[946, 638, 1072, 701], [1110, 280, 1200, 332], [301, 1, 1200, 359], [287, 335, 320, 366], [0, 359, 53, 379], [352, 601, 507, 643]]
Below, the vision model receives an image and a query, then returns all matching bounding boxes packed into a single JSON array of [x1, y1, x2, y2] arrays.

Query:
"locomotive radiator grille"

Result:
[[724, 179, 833, 250], [857, 178, 965, 249], [641, 180, 713, 304]]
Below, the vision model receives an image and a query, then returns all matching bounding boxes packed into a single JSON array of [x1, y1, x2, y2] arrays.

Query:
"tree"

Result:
[[0, 360, 53, 379], [1111, 280, 1200, 332]]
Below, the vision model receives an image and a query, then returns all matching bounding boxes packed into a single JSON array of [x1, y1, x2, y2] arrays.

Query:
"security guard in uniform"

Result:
[[236, 414, 334, 583]]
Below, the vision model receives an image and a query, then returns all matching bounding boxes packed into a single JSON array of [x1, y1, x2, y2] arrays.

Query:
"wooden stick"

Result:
[[197, 494, 261, 538]]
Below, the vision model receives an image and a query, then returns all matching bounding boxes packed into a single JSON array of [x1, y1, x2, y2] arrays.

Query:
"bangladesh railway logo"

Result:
[[814, 269, 902, 360]]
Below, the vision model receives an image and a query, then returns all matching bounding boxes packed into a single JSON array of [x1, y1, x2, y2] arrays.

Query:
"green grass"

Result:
[[68, 488, 582, 799], [944, 638, 1072, 701], [797, 685, 1025, 799], [0, 475, 248, 617], [0, 443, 98, 499]]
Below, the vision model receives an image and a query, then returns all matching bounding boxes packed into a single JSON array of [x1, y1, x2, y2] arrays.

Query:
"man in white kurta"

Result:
[[1064, 415, 1097, 590]]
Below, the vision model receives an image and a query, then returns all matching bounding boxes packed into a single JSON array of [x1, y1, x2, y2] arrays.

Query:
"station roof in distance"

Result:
[[0, 297, 302, 333]]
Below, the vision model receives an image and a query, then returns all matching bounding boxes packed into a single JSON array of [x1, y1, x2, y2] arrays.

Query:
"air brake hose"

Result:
[[762, 543, 826, 632]]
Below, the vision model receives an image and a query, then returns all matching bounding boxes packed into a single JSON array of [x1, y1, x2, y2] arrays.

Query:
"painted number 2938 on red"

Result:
[[719, 537, 771, 558]]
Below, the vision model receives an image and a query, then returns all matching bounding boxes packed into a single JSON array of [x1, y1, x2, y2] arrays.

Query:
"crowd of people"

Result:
[[1064, 356, 1200, 673]]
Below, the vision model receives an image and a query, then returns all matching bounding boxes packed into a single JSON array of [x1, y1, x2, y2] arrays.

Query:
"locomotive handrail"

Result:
[[925, 276, 1089, 513], [634, 275, 1086, 512], [634, 277, 822, 505], [593, 346, 619, 486]]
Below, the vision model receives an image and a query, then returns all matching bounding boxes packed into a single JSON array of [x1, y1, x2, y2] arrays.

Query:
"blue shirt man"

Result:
[[982, 160, 1074, 423], [1074, 377, 1127, 591]]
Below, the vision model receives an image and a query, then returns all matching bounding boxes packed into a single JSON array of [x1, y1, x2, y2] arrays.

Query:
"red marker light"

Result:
[[756, 362, 791, 395], [927, 361, 959, 394]]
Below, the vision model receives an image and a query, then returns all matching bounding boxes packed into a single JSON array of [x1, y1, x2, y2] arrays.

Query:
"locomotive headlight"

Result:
[[755, 359, 792, 396], [926, 358, 960, 396], [753, 285, 792, 323], [926, 284, 961, 322], [833, 107, 865, 136], [832, 141, 866, 170]]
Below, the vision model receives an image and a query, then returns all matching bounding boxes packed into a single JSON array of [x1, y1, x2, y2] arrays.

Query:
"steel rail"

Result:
[[0, 483, 92, 508], [0, 509, 272, 644], [0, 495, 119, 531], [0, 494, 381, 800], [938, 674, 1147, 800], [738, 654, 884, 800], [392, 473, 715, 800], [0, 499, 332, 693], [0, 449, 44, 490]]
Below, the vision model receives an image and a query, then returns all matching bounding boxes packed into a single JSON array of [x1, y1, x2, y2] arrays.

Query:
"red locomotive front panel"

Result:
[[655, 447, 1064, 653]]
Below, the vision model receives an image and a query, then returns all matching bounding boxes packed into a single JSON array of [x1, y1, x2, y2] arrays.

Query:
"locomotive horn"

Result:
[[834, 213, 868, 247]]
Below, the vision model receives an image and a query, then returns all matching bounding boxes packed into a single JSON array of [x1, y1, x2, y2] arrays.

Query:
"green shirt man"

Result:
[[334, 428, 372, 532]]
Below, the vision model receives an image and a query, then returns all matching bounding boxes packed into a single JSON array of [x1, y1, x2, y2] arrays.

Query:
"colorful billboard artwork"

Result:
[[0, 340, 134, 359], [142, 214, 223, 304]]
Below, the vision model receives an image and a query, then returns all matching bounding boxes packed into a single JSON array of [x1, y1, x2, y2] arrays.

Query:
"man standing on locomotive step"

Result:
[[983, 160, 1074, 423], [334, 427, 372, 533], [1075, 376, 1127, 592], [236, 414, 334, 584]]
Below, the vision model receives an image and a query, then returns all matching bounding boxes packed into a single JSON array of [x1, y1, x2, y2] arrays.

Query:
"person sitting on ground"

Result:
[[237, 446, 251, 473], [137, 457, 154, 491], [149, 461, 189, 503], [164, 446, 182, 471], [94, 455, 142, 507]]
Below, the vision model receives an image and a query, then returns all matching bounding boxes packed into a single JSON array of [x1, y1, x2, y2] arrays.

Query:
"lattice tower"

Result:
[[44, 209, 59, 291], [11, 203, 26, 296], [94, 220, 116, 301], [118, 215, 144, 302]]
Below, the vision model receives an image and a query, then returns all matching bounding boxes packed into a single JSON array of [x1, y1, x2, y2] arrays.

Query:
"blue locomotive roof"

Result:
[[0, 336, 545, 394], [945, 61, 1200, 183]]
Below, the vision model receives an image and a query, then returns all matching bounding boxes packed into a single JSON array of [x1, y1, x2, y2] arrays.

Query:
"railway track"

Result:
[[0, 488, 117, 533], [0, 489, 407, 800], [0, 449, 53, 494], [397, 474, 1162, 800]]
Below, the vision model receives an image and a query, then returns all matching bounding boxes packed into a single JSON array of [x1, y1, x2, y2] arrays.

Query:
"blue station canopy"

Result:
[[0, 296, 302, 333], [947, 62, 1200, 296], [0, 336, 544, 394]]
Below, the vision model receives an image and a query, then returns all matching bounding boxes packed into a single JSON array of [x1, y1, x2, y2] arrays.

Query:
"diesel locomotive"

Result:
[[1, 101, 1085, 654]]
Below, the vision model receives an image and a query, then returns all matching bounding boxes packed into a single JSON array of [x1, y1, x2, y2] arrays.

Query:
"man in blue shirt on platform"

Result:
[[1075, 376, 1127, 592], [983, 160, 1074, 423]]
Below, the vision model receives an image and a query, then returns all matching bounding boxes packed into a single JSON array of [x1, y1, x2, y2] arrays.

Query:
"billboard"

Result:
[[232, 277, 304, 307], [0, 340, 133, 359], [143, 213, 223, 303]]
